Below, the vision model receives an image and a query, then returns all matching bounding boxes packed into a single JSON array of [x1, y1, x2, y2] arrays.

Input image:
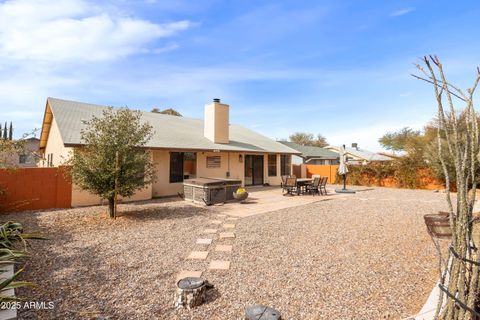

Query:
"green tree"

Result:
[[2, 122, 7, 140], [151, 107, 182, 116], [289, 132, 328, 147], [66, 108, 156, 218], [378, 127, 423, 152]]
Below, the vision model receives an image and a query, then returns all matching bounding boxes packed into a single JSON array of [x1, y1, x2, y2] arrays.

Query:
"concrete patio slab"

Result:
[[209, 260, 230, 270], [187, 251, 209, 260], [219, 232, 235, 239], [205, 186, 350, 218], [215, 245, 233, 252], [196, 238, 213, 245]]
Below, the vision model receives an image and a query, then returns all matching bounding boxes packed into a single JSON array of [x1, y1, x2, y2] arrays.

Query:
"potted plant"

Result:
[[232, 187, 248, 202]]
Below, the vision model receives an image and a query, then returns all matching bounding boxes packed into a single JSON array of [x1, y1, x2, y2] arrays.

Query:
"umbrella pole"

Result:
[[343, 174, 346, 190]]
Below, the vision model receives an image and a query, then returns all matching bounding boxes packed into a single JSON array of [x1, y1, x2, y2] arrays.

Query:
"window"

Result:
[[280, 155, 291, 176], [206, 156, 221, 168], [268, 154, 277, 176], [170, 152, 197, 183], [19, 154, 28, 164], [46, 153, 53, 167], [169, 152, 184, 183]]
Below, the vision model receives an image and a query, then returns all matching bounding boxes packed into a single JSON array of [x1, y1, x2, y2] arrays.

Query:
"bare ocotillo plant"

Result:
[[415, 56, 480, 320]]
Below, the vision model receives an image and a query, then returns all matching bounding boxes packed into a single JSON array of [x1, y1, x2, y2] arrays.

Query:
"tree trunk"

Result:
[[108, 197, 115, 218]]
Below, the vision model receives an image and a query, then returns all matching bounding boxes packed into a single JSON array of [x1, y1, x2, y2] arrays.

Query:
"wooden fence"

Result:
[[0, 167, 72, 213], [292, 164, 339, 183], [293, 164, 445, 190]]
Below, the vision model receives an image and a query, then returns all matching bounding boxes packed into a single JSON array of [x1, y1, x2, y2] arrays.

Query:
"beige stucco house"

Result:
[[39, 97, 299, 206]]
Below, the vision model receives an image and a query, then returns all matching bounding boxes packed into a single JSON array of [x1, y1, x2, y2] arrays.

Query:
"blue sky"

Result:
[[0, 0, 479, 150]]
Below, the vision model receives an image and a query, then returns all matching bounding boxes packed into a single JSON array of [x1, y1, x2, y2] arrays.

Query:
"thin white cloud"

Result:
[[390, 8, 415, 17], [153, 43, 180, 54], [0, 0, 192, 62]]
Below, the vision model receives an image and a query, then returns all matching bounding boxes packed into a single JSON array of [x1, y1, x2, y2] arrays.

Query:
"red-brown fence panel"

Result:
[[0, 167, 72, 213]]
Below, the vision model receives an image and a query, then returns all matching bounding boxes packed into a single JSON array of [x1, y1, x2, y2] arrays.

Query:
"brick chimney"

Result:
[[204, 98, 229, 144]]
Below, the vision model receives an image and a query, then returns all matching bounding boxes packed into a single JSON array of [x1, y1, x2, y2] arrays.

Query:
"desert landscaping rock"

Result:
[[210, 220, 222, 224], [215, 245, 233, 252], [223, 223, 236, 229], [245, 304, 282, 320], [3, 187, 447, 319]]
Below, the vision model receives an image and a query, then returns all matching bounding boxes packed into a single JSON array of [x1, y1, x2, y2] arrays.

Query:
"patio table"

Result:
[[296, 178, 313, 195]]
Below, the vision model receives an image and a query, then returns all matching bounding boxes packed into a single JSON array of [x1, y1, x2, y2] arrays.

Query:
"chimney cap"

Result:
[[213, 98, 221, 103]]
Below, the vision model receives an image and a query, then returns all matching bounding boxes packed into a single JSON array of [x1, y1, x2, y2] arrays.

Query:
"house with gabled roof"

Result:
[[278, 141, 340, 165], [39, 97, 299, 206], [325, 144, 393, 164]]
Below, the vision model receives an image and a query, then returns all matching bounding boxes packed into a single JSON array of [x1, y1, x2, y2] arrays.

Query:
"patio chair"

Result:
[[319, 177, 328, 195], [283, 177, 297, 196], [306, 177, 321, 196]]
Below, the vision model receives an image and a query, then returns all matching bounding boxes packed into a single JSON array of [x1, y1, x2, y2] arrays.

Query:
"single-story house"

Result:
[[278, 141, 339, 165], [39, 97, 299, 206], [325, 144, 393, 165]]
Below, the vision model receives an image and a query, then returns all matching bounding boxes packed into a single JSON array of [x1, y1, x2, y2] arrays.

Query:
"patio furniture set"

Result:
[[281, 175, 328, 196]]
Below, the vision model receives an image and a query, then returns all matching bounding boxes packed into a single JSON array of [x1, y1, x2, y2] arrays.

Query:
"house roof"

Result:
[[41, 97, 299, 154], [326, 145, 393, 161], [278, 141, 339, 159]]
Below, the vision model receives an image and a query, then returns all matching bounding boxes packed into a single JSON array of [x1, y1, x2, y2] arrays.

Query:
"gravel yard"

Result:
[[3, 187, 447, 319]]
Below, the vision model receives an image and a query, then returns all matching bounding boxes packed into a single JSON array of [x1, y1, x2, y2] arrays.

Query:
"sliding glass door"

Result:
[[245, 155, 264, 185]]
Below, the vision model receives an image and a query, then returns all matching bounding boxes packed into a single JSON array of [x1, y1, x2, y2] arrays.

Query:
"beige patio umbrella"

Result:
[[335, 144, 355, 193], [338, 144, 349, 176]]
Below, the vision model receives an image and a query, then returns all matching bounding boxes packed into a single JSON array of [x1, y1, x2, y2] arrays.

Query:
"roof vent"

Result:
[[213, 98, 221, 103], [352, 143, 358, 150]]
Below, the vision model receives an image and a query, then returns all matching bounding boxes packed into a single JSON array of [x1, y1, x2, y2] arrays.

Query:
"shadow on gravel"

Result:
[[204, 287, 222, 305], [354, 188, 376, 192], [117, 205, 210, 222]]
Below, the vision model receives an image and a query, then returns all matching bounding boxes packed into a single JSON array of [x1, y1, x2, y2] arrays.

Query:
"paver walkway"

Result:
[[177, 186, 353, 288], [177, 213, 237, 282]]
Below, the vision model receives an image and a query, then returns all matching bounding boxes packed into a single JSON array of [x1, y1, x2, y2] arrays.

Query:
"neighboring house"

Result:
[[325, 144, 393, 165], [0, 137, 40, 168], [39, 97, 299, 206], [278, 141, 339, 165]]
